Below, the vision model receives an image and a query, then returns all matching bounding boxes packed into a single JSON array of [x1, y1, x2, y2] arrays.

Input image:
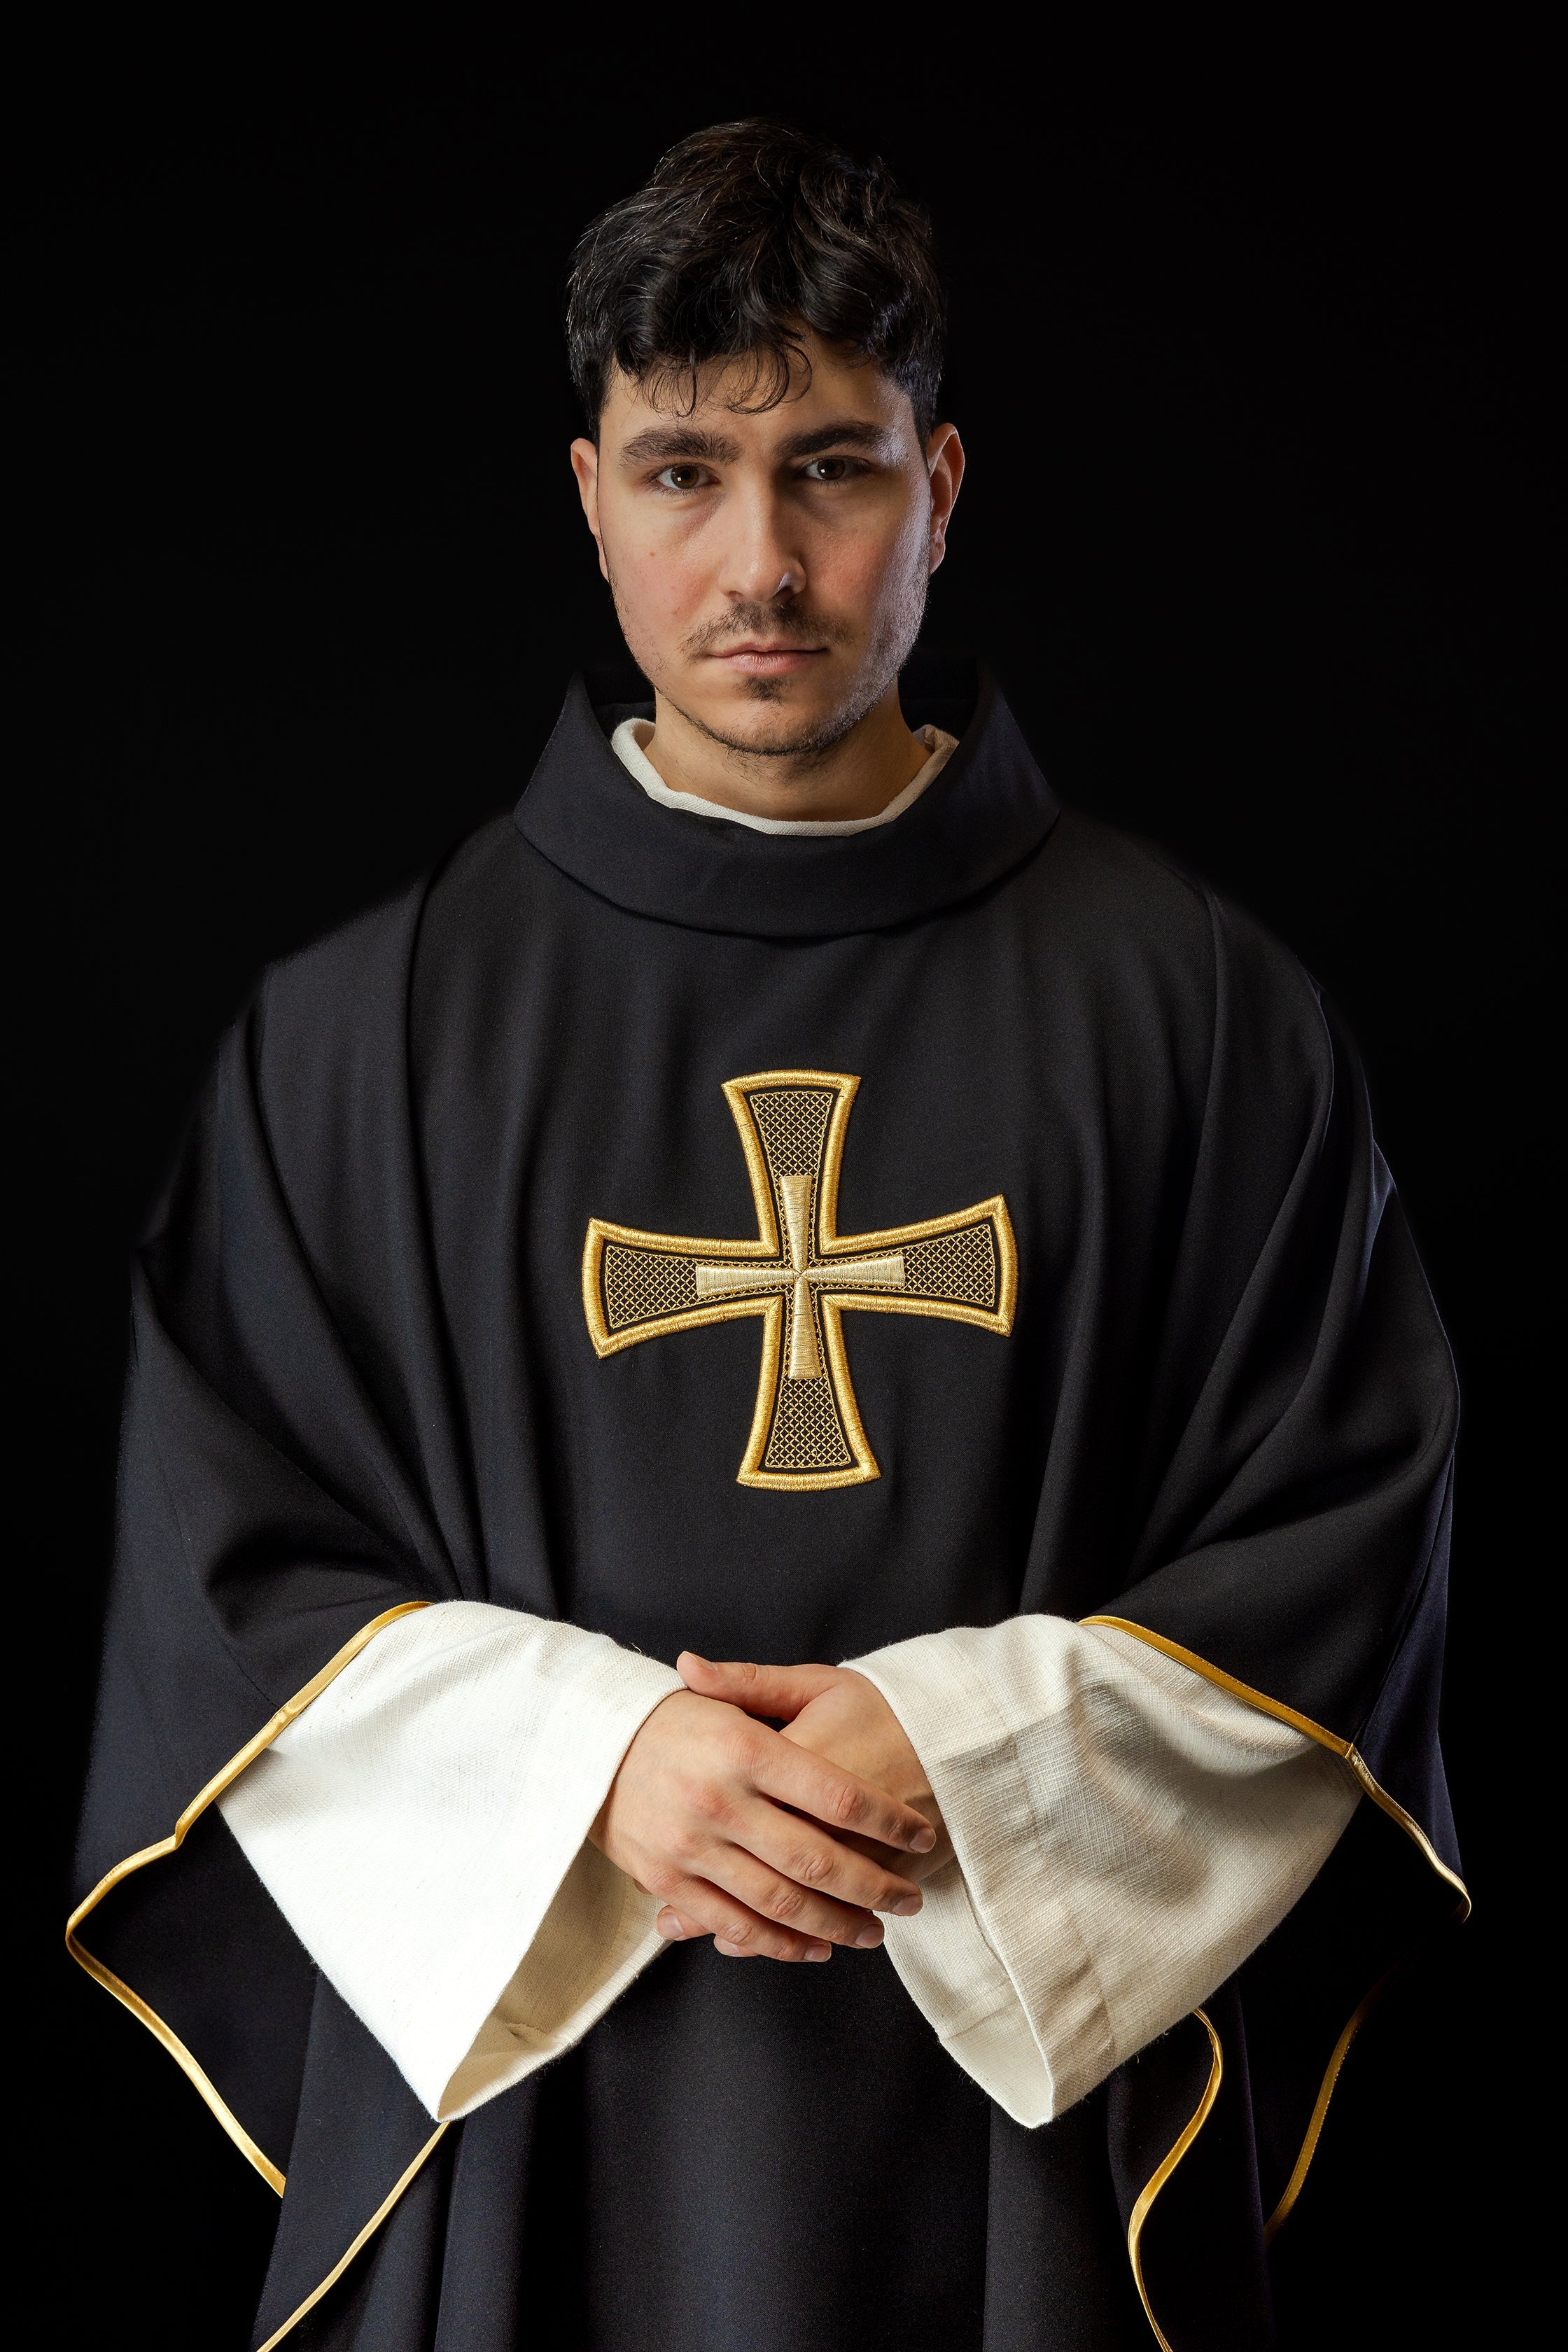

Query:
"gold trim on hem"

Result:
[[1127, 2007, 1224, 2352], [66, 1600, 430, 2194], [1261, 1956, 1404, 2241], [253, 2124, 450, 2352], [1081, 1613, 1471, 2255]]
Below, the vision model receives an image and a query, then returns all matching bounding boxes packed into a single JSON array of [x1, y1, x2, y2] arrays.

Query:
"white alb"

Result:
[[219, 1601, 1356, 2128]]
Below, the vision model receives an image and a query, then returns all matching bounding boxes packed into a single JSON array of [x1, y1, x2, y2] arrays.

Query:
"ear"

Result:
[[925, 423, 965, 574], [570, 438, 610, 582]]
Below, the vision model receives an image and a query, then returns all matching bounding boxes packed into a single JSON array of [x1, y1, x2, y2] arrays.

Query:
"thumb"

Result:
[[677, 1653, 839, 1721]]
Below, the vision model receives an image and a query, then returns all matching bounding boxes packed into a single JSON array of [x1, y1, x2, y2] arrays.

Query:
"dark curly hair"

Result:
[[566, 120, 945, 440]]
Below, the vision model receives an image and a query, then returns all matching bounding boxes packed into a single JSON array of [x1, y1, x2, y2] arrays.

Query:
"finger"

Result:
[[651, 1871, 832, 1963], [655, 1907, 708, 1942], [734, 1797, 926, 1919], [678, 1654, 838, 1721], [666, 1818, 883, 1945], [752, 1731, 937, 1855], [712, 1841, 895, 1949]]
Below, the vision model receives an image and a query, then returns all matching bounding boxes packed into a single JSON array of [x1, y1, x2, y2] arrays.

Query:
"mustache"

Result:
[[681, 603, 849, 657]]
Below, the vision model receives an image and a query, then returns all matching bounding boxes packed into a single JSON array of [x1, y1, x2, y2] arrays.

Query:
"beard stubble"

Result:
[[608, 545, 930, 766]]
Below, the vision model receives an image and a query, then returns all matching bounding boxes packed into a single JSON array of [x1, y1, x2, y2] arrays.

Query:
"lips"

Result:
[[708, 643, 828, 673]]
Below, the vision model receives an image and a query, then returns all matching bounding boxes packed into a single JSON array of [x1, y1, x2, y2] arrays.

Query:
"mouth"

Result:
[[705, 642, 830, 676]]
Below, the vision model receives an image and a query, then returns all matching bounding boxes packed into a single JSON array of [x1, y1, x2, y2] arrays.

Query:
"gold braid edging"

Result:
[[253, 2125, 451, 2352], [1081, 1612, 1471, 2300], [66, 1600, 430, 2192], [1126, 2008, 1224, 2352]]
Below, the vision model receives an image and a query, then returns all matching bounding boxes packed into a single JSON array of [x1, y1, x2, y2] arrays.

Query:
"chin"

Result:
[[687, 669, 864, 757], [711, 699, 850, 760]]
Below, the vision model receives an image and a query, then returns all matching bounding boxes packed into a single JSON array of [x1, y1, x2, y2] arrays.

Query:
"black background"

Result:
[[24, 26, 1548, 2348]]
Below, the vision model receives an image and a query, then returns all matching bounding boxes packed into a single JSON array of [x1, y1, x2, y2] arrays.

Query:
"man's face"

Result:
[[571, 337, 963, 759]]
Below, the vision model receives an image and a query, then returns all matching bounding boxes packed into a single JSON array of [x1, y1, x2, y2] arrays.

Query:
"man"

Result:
[[71, 122, 1463, 2351]]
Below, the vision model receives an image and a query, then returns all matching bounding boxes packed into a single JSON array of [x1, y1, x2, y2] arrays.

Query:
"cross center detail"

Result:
[[693, 1172, 905, 1382]]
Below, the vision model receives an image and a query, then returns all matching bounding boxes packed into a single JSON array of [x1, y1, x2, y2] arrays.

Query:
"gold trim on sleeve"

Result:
[[1081, 1613, 1470, 2256], [1079, 1616, 1469, 1912], [66, 1600, 430, 2194], [1126, 2006, 1224, 2352], [253, 2122, 451, 2352]]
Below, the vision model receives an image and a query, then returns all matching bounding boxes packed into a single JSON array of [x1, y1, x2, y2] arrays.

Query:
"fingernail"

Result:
[[888, 1892, 923, 1916], [657, 1911, 685, 1939], [684, 1653, 713, 1669], [806, 1940, 832, 1962], [854, 1924, 885, 1949], [910, 1827, 936, 1851]]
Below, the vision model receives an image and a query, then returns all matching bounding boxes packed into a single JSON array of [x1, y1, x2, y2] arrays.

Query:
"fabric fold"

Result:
[[218, 1601, 681, 2120], [852, 1616, 1359, 2125]]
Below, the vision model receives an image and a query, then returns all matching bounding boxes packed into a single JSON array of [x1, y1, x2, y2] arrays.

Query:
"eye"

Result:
[[654, 463, 709, 491], [802, 456, 855, 482]]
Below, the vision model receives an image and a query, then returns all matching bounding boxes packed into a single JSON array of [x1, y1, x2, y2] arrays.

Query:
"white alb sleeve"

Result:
[[849, 1618, 1358, 2127], [216, 1602, 682, 2122]]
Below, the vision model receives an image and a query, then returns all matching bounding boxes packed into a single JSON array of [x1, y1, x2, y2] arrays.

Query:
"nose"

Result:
[[720, 482, 805, 607]]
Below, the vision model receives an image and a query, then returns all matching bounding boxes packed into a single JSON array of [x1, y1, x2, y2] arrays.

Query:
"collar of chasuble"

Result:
[[512, 653, 1061, 939]]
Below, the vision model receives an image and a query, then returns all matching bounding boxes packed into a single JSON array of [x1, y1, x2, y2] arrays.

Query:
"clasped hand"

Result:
[[589, 1656, 953, 1963]]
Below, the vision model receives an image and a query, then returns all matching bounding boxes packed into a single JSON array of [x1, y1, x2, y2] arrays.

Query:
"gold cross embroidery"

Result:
[[582, 1070, 1016, 1490]]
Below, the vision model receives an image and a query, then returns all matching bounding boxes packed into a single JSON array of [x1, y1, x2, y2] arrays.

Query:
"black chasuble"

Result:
[[71, 659, 1464, 2351]]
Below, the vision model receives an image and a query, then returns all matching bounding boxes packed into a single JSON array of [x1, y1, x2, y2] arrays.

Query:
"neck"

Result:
[[642, 679, 928, 822]]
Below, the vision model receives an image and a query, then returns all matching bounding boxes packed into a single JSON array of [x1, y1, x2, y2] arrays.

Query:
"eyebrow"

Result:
[[771, 421, 895, 461], [615, 418, 896, 469], [617, 426, 744, 467]]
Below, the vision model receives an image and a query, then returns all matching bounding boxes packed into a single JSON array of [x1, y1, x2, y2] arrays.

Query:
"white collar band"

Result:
[[610, 718, 959, 838]]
